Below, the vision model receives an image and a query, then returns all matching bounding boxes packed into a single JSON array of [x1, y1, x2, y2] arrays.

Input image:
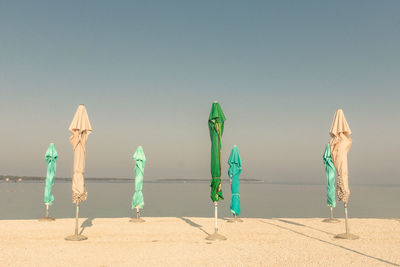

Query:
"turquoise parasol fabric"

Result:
[[228, 145, 242, 215], [44, 143, 58, 205], [131, 146, 146, 209], [323, 143, 336, 207]]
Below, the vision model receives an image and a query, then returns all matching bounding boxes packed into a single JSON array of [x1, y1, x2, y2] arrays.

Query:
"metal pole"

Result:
[[74, 202, 79, 236], [344, 203, 349, 235], [45, 203, 49, 218], [214, 201, 218, 233], [136, 207, 139, 219], [330, 206, 333, 220], [215, 114, 220, 233]]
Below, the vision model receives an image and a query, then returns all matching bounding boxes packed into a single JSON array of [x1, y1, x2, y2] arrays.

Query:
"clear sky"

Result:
[[1, 1, 399, 184]]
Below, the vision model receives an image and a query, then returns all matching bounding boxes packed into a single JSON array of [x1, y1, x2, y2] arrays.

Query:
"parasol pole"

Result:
[[334, 202, 359, 239], [65, 201, 87, 241], [215, 127, 221, 234], [344, 203, 349, 234], [322, 205, 340, 223], [74, 202, 79, 236], [214, 201, 218, 232], [39, 202, 55, 221], [46, 203, 49, 218], [206, 200, 226, 240], [130, 205, 145, 223]]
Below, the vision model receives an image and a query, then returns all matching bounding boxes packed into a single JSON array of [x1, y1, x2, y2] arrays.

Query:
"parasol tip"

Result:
[[213, 100, 218, 103]]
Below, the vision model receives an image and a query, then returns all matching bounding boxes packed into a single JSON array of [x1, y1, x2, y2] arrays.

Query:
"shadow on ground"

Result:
[[179, 217, 210, 236], [277, 219, 335, 235], [79, 217, 94, 235], [260, 219, 399, 266]]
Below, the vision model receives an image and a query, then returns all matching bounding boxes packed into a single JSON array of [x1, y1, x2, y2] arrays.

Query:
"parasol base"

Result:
[[334, 233, 359, 240], [322, 218, 340, 223], [227, 217, 243, 223], [65, 235, 88, 241], [129, 218, 145, 223], [205, 231, 227, 241], [38, 217, 55, 222]]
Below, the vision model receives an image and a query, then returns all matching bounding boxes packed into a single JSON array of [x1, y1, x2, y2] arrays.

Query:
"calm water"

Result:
[[1, 181, 399, 220]]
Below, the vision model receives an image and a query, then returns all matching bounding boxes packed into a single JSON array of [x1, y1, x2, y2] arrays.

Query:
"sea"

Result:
[[1, 178, 399, 220]]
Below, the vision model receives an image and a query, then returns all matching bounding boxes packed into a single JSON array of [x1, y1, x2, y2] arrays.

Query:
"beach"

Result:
[[0, 217, 399, 266]]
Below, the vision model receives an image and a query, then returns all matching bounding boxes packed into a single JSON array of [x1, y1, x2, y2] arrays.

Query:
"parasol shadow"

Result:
[[179, 217, 210, 236], [259, 220, 399, 266], [277, 219, 335, 235], [79, 217, 94, 235]]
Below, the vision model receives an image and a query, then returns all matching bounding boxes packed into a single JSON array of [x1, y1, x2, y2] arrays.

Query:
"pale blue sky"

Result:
[[1, 1, 399, 184]]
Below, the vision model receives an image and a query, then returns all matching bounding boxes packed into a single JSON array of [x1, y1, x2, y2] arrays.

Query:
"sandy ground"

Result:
[[0, 217, 399, 267]]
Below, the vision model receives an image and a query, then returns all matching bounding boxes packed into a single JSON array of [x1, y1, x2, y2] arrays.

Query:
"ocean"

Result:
[[1, 180, 399, 220]]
